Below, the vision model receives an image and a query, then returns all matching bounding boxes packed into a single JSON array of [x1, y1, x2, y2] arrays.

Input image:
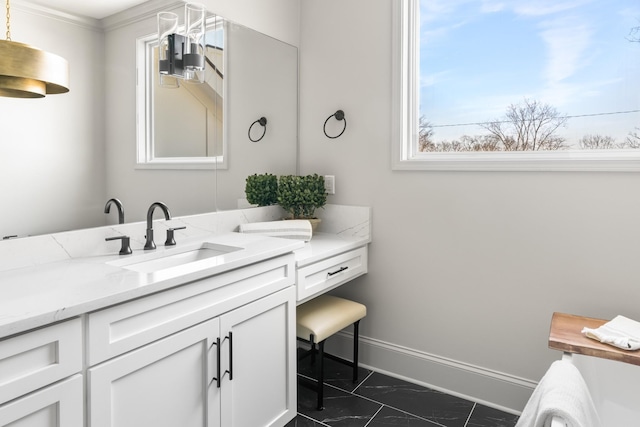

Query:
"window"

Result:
[[392, 0, 640, 171]]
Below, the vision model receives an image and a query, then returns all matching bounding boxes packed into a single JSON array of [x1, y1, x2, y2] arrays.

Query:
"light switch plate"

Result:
[[324, 175, 335, 195]]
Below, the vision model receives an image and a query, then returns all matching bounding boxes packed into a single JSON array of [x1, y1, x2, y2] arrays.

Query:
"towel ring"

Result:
[[323, 110, 347, 139], [248, 117, 268, 142]]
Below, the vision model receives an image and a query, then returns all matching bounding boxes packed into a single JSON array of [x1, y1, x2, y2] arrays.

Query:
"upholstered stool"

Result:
[[296, 294, 367, 410]]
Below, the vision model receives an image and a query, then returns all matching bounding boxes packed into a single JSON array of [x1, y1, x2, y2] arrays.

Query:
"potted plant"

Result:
[[245, 173, 279, 206], [277, 174, 327, 232]]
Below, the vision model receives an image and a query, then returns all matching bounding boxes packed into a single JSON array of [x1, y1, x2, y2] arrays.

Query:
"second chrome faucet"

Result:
[[144, 202, 171, 250]]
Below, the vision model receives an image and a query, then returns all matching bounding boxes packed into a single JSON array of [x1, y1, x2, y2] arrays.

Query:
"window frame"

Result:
[[391, 0, 640, 172]]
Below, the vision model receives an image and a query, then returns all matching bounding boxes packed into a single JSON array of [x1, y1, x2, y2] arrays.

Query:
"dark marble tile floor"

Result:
[[286, 351, 519, 427]]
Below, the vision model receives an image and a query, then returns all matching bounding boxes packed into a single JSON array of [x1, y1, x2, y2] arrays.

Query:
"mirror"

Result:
[[215, 20, 298, 210], [0, 4, 299, 239], [136, 15, 298, 211]]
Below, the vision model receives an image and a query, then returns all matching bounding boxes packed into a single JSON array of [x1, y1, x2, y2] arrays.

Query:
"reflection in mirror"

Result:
[[137, 16, 298, 210], [137, 16, 224, 168], [154, 26, 224, 158], [214, 21, 298, 210], [1, 5, 298, 238]]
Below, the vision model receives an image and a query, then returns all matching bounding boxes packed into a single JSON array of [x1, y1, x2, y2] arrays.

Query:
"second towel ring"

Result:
[[248, 117, 268, 142], [323, 110, 347, 139]]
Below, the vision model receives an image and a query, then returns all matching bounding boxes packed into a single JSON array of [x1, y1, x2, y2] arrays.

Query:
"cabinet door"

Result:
[[220, 287, 296, 427], [0, 375, 83, 427], [88, 318, 221, 427]]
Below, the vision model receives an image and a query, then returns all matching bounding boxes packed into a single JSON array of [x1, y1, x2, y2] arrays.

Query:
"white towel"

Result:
[[238, 220, 312, 241], [581, 315, 640, 351], [515, 360, 601, 427]]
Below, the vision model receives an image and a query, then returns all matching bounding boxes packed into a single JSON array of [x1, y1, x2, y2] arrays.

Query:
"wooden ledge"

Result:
[[549, 312, 640, 366]]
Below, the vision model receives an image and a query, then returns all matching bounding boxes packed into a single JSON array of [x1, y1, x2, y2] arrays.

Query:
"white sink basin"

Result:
[[111, 242, 243, 274]]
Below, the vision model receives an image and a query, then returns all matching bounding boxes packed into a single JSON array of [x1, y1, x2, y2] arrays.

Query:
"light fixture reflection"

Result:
[[157, 3, 206, 84]]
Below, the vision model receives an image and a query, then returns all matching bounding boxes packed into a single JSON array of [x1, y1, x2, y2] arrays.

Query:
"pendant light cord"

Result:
[[5, 0, 10, 41]]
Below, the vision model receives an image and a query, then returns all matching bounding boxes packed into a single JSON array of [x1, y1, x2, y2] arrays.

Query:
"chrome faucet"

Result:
[[144, 202, 171, 250], [104, 198, 125, 224]]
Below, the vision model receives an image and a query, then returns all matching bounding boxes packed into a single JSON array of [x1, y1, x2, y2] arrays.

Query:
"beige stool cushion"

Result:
[[296, 295, 366, 343]]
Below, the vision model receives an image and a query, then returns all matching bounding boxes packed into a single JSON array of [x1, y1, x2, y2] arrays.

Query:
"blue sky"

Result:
[[419, 0, 640, 145]]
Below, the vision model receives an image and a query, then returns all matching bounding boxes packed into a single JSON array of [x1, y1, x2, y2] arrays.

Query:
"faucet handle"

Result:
[[106, 235, 133, 255], [165, 226, 187, 246]]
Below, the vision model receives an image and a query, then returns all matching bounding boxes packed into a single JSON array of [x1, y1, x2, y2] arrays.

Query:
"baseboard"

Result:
[[324, 331, 537, 414]]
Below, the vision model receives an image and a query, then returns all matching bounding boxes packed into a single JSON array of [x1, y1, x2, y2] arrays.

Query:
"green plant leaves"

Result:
[[244, 173, 278, 206], [277, 174, 327, 219]]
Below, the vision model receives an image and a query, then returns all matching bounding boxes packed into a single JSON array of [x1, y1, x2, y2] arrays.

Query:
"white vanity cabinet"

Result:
[[0, 205, 371, 427], [0, 319, 84, 427], [87, 254, 297, 427]]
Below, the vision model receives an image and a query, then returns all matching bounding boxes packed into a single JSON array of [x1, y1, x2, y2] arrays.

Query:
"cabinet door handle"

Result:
[[228, 332, 234, 381], [209, 337, 221, 388], [222, 332, 234, 382], [327, 266, 349, 277]]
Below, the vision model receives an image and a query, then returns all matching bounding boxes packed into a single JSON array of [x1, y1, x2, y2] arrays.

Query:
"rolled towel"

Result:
[[582, 315, 640, 350], [238, 220, 312, 241], [515, 359, 601, 427]]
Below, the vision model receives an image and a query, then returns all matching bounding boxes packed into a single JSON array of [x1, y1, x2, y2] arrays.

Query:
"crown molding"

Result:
[[101, 0, 185, 32], [10, 0, 185, 33], [11, 0, 101, 31]]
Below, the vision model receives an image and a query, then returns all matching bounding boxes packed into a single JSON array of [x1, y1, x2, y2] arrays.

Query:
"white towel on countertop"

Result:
[[515, 359, 601, 427], [238, 220, 312, 241], [581, 315, 640, 351]]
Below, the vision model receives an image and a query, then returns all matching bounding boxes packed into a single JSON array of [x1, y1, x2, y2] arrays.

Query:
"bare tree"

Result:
[[418, 116, 434, 152], [628, 20, 640, 43], [420, 134, 502, 152], [421, 139, 463, 152], [626, 128, 640, 148], [459, 135, 501, 151], [480, 98, 568, 151], [579, 134, 617, 150]]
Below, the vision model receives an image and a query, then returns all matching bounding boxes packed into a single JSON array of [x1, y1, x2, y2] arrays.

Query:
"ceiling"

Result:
[[26, 0, 151, 19]]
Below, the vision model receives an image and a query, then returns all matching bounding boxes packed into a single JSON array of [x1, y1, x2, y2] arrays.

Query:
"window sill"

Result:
[[392, 150, 640, 172], [134, 157, 225, 171]]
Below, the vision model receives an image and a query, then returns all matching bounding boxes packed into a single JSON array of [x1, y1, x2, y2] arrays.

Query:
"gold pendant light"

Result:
[[0, 0, 69, 98]]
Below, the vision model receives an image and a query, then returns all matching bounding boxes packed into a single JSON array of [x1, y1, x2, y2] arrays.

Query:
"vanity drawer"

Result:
[[296, 246, 368, 303], [0, 318, 82, 405], [87, 254, 295, 365], [0, 375, 83, 427]]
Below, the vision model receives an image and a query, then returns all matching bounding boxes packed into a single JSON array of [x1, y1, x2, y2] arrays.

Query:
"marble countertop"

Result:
[[0, 232, 371, 340], [0, 232, 304, 339], [0, 204, 372, 340], [294, 232, 369, 267]]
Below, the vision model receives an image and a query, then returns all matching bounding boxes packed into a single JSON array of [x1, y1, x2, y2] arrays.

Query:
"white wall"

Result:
[[0, 3, 105, 237], [298, 0, 640, 412]]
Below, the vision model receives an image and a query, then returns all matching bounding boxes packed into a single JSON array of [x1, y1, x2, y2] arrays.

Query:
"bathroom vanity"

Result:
[[0, 204, 371, 427]]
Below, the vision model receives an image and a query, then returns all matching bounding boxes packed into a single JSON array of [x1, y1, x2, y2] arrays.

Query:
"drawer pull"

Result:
[[327, 266, 349, 277]]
